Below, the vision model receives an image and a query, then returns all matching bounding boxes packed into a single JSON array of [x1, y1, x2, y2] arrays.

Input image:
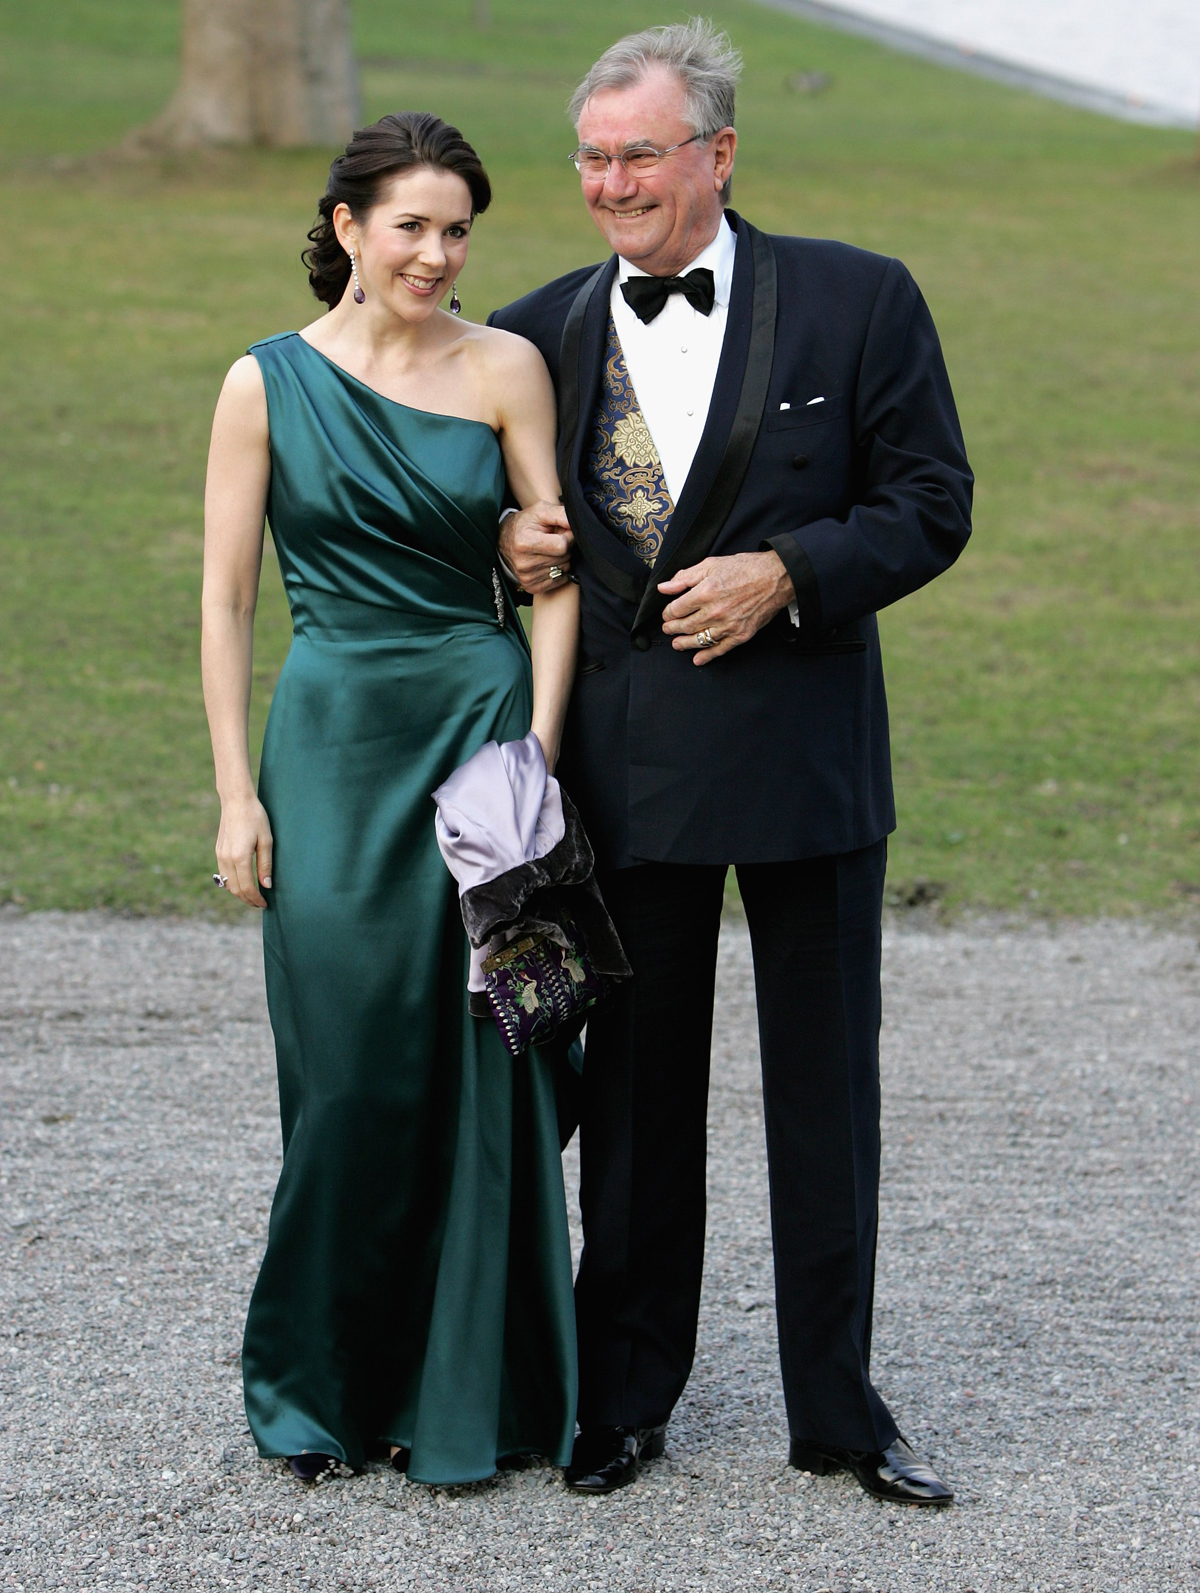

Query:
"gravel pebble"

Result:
[[1, 906, 1198, 1591]]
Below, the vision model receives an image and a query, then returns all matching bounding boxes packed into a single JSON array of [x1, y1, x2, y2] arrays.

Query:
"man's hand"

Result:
[[658, 551, 794, 665], [499, 502, 575, 594]]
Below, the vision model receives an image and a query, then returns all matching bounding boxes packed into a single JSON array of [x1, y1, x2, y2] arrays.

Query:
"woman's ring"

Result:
[[548, 565, 564, 581], [695, 629, 715, 649], [212, 873, 228, 888]]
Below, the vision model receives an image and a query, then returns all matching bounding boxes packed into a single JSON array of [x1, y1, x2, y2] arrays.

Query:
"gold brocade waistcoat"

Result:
[[582, 317, 674, 568]]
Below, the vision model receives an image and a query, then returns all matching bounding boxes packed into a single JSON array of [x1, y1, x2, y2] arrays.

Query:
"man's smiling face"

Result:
[[574, 65, 736, 277]]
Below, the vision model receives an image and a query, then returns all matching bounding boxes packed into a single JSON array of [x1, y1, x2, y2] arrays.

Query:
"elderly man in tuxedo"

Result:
[[491, 20, 972, 1502]]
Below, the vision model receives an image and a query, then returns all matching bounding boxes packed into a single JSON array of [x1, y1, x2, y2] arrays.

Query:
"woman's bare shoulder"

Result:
[[213, 355, 267, 439], [222, 353, 267, 399], [463, 321, 550, 385]]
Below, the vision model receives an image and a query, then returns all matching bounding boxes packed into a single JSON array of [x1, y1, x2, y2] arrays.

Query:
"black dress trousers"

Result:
[[575, 840, 899, 1453]]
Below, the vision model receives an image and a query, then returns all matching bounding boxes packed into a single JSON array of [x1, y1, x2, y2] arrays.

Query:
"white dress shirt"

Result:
[[611, 216, 736, 507]]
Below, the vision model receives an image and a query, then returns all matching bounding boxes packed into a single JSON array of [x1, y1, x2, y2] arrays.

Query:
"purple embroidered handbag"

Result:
[[481, 916, 608, 1058]]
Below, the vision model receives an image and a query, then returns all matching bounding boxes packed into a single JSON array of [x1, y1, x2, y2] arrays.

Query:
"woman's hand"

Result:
[[215, 795, 274, 908]]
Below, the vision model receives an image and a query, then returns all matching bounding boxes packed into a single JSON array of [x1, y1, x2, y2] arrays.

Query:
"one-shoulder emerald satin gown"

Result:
[[241, 331, 576, 1484]]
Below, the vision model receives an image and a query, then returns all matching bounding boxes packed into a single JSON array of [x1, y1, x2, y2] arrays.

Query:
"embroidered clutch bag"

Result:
[[481, 916, 608, 1058]]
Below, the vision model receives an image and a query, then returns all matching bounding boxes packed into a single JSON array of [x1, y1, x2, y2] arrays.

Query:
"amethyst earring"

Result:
[[350, 250, 365, 305], [449, 282, 462, 315]]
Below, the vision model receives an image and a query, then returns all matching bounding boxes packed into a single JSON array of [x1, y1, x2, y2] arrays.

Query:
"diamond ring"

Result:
[[548, 565, 564, 581], [695, 629, 715, 649], [212, 874, 228, 888]]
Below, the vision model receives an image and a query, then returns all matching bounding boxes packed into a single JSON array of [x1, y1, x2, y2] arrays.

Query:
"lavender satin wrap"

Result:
[[433, 732, 566, 994]]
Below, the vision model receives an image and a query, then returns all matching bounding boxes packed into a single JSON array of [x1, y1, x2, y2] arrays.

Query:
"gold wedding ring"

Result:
[[695, 629, 715, 649]]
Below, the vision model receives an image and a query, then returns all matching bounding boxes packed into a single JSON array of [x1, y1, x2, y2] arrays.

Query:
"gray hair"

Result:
[[568, 18, 743, 139]]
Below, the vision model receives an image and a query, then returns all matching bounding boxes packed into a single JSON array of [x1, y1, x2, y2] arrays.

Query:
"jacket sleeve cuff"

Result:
[[764, 533, 822, 631]]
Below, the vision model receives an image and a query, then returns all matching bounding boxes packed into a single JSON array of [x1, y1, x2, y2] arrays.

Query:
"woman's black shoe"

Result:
[[288, 1451, 338, 1482]]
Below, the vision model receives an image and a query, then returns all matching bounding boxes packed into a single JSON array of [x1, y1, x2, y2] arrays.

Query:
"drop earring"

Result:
[[449, 281, 462, 315], [350, 250, 365, 305]]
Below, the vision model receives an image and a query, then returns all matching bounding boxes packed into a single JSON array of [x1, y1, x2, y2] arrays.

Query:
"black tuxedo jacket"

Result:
[[488, 212, 972, 869]]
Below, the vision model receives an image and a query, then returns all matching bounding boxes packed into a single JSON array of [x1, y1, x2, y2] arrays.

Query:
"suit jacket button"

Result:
[[632, 633, 651, 652], [792, 454, 810, 470]]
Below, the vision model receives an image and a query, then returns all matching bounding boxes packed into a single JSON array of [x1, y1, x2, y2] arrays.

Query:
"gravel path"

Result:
[[1, 907, 1198, 1591]]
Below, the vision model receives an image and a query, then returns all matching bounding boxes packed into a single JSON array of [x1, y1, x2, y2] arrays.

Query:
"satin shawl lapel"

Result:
[[631, 217, 778, 635], [653, 217, 754, 566], [558, 258, 648, 605]]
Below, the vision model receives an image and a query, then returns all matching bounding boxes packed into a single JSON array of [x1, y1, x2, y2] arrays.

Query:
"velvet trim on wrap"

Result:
[[459, 787, 632, 1019]]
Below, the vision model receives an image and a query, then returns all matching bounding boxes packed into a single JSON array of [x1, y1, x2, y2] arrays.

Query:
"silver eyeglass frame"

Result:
[[568, 134, 705, 177]]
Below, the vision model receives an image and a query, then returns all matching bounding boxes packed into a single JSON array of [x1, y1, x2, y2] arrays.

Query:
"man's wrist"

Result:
[[765, 548, 795, 605], [763, 534, 821, 630], [497, 507, 521, 587]]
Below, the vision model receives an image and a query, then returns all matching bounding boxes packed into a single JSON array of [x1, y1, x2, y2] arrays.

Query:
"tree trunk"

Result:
[[137, 0, 360, 150]]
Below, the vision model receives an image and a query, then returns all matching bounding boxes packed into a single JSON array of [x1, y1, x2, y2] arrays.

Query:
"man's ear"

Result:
[[712, 127, 737, 192]]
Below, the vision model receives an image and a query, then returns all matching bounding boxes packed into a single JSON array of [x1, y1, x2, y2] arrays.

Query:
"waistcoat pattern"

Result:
[[583, 317, 674, 568]]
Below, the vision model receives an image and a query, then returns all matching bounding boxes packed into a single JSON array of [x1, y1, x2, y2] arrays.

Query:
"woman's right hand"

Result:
[[215, 795, 274, 908]]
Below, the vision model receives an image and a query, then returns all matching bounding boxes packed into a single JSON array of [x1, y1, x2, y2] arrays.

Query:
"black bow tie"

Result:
[[620, 267, 716, 325]]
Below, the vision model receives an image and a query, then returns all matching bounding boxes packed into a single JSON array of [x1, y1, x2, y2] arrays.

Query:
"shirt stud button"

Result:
[[792, 454, 810, 470], [686, 408, 694, 416]]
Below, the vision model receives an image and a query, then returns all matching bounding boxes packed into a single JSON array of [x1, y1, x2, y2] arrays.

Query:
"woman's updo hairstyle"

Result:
[[303, 112, 492, 308]]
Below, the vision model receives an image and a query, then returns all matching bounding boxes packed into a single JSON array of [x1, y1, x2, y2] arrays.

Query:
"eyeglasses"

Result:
[[568, 134, 705, 179]]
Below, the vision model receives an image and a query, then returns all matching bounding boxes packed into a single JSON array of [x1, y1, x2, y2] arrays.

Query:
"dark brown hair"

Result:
[[303, 112, 492, 309]]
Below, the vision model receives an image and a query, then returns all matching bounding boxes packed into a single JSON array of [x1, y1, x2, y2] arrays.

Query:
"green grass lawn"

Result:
[[1, 0, 1198, 918]]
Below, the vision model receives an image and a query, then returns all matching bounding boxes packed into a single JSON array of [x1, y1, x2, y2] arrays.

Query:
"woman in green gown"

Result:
[[200, 113, 581, 1485]]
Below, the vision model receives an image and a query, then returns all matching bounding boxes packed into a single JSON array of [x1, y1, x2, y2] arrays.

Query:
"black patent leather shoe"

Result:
[[789, 1435, 953, 1505], [288, 1451, 338, 1482], [564, 1425, 667, 1493]]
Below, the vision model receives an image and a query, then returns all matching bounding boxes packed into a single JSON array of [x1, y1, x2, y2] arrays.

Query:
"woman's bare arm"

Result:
[[200, 356, 274, 907], [528, 581, 580, 775], [488, 333, 580, 774]]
